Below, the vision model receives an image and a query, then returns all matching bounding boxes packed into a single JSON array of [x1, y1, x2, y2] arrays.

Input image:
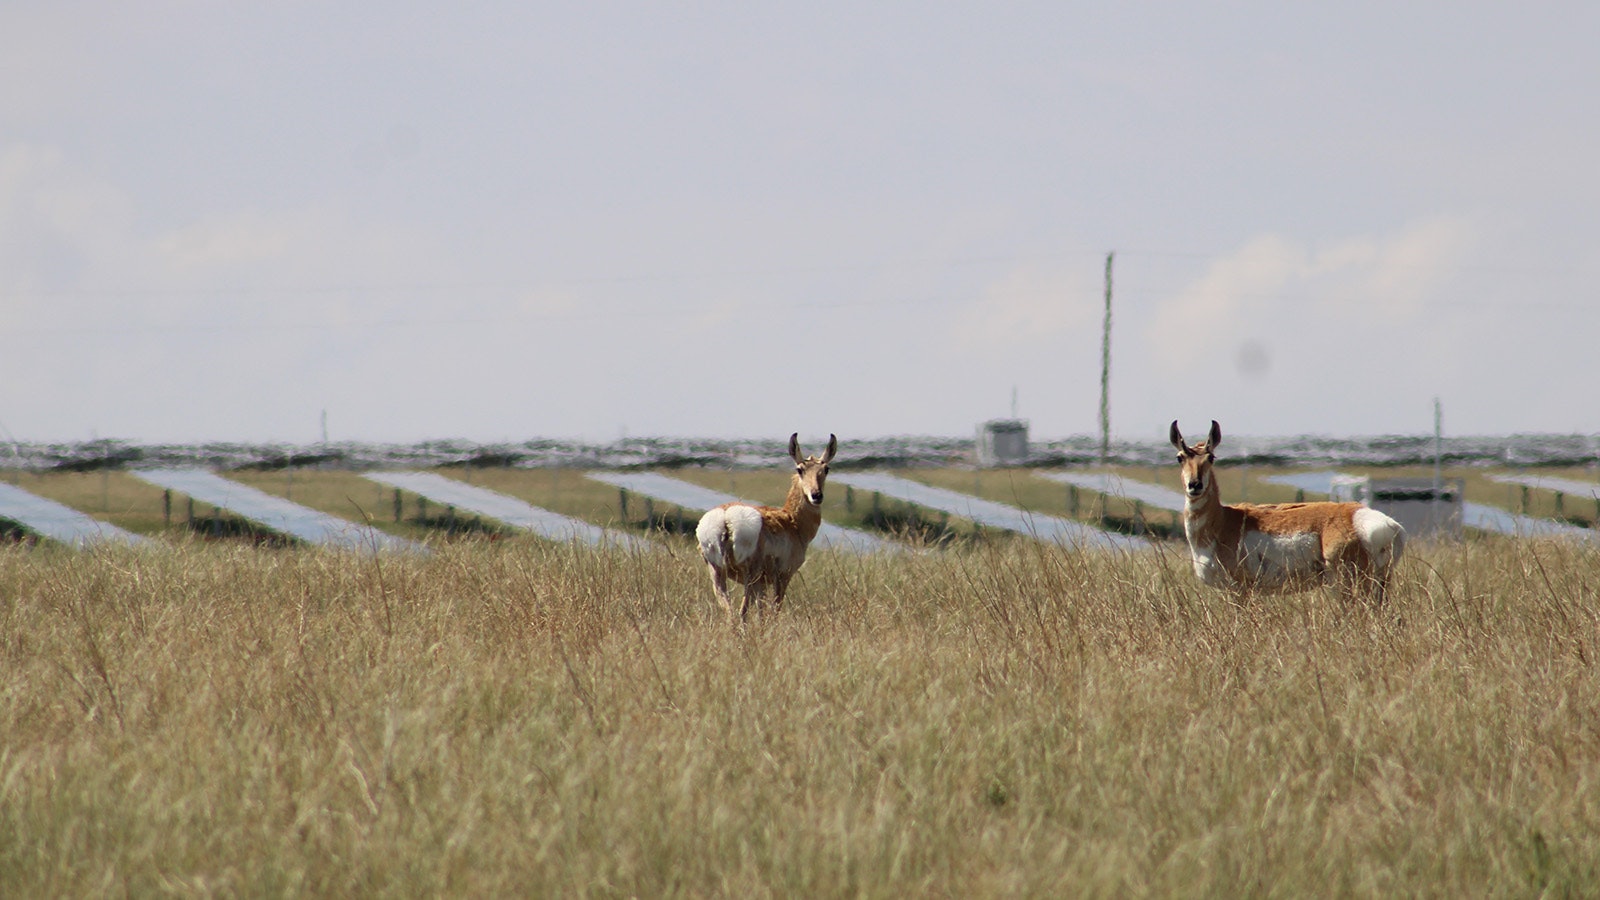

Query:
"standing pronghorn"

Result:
[[1170, 420, 1405, 603], [696, 433, 837, 621]]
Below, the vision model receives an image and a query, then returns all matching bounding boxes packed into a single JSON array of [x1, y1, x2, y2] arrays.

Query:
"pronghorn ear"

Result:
[[1169, 421, 1186, 451], [822, 434, 837, 464], [1207, 420, 1222, 450], [789, 432, 801, 464]]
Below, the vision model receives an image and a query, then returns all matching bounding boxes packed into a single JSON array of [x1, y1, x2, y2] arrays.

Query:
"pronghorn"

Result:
[[1170, 420, 1405, 603], [695, 433, 837, 621]]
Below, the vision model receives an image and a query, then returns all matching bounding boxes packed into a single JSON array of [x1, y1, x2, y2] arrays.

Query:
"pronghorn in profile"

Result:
[[1170, 420, 1405, 603], [695, 433, 837, 621]]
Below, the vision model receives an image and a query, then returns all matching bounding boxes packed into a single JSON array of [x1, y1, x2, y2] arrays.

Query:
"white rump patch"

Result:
[[1353, 507, 1405, 568], [696, 505, 763, 567], [695, 509, 727, 566]]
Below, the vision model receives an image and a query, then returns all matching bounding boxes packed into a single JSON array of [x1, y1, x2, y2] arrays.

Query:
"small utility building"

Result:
[[1331, 475, 1465, 539], [976, 418, 1029, 467]]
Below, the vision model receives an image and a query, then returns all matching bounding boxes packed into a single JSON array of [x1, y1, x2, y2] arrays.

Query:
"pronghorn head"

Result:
[[790, 432, 838, 506], [1169, 420, 1222, 499]]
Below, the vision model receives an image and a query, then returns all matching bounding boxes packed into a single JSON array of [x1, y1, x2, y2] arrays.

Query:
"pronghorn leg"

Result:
[[738, 577, 762, 622], [1326, 548, 1381, 605], [1320, 558, 1347, 599], [707, 563, 734, 618], [1361, 562, 1390, 607], [772, 573, 794, 613], [751, 577, 778, 619]]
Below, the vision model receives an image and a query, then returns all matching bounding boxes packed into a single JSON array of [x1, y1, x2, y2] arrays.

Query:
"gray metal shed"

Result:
[[976, 419, 1029, 467], [1331, 475, 1465, 539]]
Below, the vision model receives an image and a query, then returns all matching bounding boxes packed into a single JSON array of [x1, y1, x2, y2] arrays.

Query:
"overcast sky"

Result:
[[2, 3, 1596, 445]]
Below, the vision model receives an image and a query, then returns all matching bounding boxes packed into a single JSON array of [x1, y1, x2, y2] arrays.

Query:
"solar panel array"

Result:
[[0, 483, 149, 549], [5, 462, 1590, 554], [1261, 471, 1342, 496], [132, 468, 422, 554], [1034, 471, 1187, 512], [829, 472, 1140, 550], [1488, 473, 1600, 500], [365, 471, 645, 549]]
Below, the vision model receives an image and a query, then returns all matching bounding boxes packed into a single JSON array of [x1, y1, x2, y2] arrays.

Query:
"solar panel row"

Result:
[[0, 482, 148, 549], [828, 472, 1142, 551], [365, 471, 645, 549], [131, 469, 424, 554], [1034, 471, 1187, 513]]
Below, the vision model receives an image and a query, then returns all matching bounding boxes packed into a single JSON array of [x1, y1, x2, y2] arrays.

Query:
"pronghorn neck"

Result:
[[1181, 463, 1225, 548], [782, 478, 825, 538]]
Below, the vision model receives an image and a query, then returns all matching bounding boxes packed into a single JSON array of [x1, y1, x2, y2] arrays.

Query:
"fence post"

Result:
[[163, 489, 172, 527], [619, 489, 629, 521], [393, 489, 403, 523]]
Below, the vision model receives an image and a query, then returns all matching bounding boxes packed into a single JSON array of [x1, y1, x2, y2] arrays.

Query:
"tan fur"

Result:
[[1172, 420, 1402, 603], [699, 433, 836, 621]]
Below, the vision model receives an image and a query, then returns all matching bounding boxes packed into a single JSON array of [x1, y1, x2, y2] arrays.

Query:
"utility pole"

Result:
[[1433, 397, 1443, 525], [1099, 251, 1114, 464]]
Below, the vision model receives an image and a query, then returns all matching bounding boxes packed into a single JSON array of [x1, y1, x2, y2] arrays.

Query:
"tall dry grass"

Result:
[[2, 534, 1597, 896]]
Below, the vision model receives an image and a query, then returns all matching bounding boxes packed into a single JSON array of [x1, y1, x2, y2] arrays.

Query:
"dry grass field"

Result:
[[3, 529, 1598, 896]]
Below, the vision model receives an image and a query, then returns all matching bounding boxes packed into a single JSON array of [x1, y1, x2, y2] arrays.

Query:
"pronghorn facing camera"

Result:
[[1170, 420, 1405, 603], [695, 433, 837, 621]]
